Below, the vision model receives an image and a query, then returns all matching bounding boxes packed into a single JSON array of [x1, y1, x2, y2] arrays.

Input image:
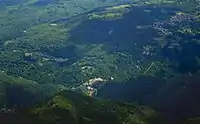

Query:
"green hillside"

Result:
[[1, 0, 200, 86], [0, 0, 124, 41], [0, 0, 200, 124], [0, 71, 65, 110], [0, 90, 163, 124]]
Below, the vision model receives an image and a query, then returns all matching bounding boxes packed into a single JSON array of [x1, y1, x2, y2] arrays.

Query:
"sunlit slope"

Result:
[[0, 71, 64, 110], [1, 1, 200, 86], [0, 1, 199, 124], [0, 90, 162, 124], [0, 0, 126, 41]]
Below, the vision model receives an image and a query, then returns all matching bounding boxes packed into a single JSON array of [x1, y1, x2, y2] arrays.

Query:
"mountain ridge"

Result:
[[0, 1, 200, 124]]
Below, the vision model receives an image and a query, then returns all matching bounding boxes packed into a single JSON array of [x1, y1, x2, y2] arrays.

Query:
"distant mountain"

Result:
[[0, 0, 30, 5], [0, 0, 125, 41]]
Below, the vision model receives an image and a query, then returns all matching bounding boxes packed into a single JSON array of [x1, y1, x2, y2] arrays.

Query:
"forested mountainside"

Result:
[[0, 0, 200, 124], [0, 90, 163, 124], [0, 0, 123, 41], [98, 74, 200, 124], [1, 0, 200, 86]]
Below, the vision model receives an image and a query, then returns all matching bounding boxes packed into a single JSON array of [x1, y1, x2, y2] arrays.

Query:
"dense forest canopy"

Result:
[[0, 0, 200, 124]]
